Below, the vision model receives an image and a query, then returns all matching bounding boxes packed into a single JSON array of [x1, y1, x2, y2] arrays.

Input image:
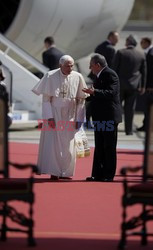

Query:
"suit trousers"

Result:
[[120, 88, 137, 134], [92, 124, 118, 179], [141, 91, 153, 128]]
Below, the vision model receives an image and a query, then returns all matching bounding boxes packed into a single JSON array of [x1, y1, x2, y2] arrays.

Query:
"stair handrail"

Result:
[[0, 33, 49, 74]]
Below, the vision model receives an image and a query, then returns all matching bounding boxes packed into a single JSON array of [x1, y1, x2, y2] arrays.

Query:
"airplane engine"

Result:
[[0, 0, 135, 61]]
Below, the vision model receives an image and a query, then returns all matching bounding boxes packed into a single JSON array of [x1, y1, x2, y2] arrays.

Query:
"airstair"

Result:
[[0, 33, 49, 122]]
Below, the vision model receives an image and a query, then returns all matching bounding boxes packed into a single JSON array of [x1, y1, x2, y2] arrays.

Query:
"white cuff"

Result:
[[42, 102, 53, 119], [76, 104, 85, 122]]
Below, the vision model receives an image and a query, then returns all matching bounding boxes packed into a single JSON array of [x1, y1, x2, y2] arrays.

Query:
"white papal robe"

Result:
[[32, 68, 87, 177]]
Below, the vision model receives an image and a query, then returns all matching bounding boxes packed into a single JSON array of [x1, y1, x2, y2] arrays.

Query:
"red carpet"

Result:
[[0, 142, 152, 250]]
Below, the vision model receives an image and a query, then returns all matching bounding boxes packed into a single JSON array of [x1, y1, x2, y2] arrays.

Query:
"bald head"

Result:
[[108, 31, 119, 46]]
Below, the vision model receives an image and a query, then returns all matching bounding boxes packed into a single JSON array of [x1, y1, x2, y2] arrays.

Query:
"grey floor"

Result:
[[9, 113, 145, 150]]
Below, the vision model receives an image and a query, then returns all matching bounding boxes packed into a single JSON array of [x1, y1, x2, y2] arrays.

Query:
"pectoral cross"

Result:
[[60, 84, 67, 98]]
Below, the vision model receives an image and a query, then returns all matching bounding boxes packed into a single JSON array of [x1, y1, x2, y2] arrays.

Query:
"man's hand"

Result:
[[138, 87, 145, 95], [48, 118, 56, 128], [82, 87, 95, 95]]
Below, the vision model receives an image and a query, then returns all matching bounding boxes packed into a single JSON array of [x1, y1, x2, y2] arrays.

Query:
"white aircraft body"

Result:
[[0, 0, 135, 120]]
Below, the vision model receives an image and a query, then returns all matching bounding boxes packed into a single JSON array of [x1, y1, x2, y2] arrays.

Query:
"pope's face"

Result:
[[60, 61, 74, 75]]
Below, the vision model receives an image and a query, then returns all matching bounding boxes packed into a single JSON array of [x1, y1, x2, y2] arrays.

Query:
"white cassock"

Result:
[[32, 68, 88, 177]]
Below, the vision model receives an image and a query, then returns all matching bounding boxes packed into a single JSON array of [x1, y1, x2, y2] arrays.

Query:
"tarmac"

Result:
[[9, 112, 145, 151]]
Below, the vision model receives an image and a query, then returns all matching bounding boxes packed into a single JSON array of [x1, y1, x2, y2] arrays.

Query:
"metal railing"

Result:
[[0, 33, 49, 74]]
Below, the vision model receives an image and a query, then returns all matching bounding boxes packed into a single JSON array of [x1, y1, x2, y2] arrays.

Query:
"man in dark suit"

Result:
[[86, 31, 119, 128], [88, 31, 119, 81], [83, 54, 122, 182], [0, 67, 12, 127], [113, 35, 146, 135], [42, 36, 64, 70], [137, 37, 153, 131], [95, 31, 119, 68]]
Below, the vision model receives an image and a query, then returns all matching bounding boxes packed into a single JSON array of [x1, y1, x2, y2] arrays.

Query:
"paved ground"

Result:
[[9, 113, 145, 150]]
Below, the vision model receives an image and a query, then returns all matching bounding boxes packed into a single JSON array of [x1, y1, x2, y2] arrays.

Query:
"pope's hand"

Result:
[[48, 118, 56, 128]]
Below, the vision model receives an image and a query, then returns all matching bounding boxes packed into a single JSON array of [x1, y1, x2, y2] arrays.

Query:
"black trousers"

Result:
[[92, 124, 118, 179], [120, 88, 137, 134], [140, 91, 153, 128]]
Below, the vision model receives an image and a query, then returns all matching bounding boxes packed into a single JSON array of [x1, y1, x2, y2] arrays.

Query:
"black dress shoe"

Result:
[[136, 126, 145, 132], [50, 175, 59, 180], [126, 132, 133, 135], [59, 177, 72, 180], [86, 177, 99, 181]]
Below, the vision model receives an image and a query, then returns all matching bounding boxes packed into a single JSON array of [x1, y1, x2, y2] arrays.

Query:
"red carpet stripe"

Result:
[[0, 142, 152, 250]]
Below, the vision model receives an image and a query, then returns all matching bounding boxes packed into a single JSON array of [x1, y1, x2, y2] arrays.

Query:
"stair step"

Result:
[[12, 100, 25, 110]]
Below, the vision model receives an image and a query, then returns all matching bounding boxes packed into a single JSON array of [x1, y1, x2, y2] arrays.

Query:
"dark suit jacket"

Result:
[[113, 46, 147, 90], [90, 67, 122, 124], [0, 83, 6, 95], [42, 47, 64, 70], [95, 40, 116, 67], [146, 47, 153, 88]]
